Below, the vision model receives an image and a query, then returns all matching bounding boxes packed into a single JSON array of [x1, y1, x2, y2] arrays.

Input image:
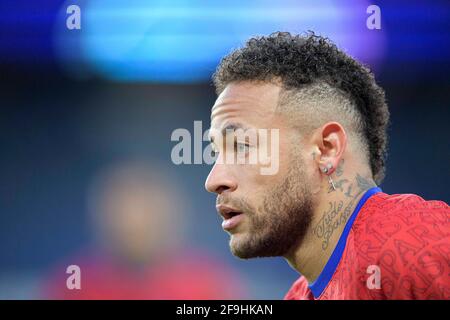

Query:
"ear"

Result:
[[311, 122, 347, 174]]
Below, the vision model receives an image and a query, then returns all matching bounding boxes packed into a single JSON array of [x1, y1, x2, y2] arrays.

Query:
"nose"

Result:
[[205, 162, 237, 195]]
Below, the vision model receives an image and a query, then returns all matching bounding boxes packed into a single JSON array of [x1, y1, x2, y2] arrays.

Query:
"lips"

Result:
[[216, 204, 244, 231], [216, 204, 242, 219]]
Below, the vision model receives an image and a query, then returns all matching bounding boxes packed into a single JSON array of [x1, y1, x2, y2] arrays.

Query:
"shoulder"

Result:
[[355, 192, 449, 238], [352, 192, 449, 261], [362, 191, 448, 214], [354, 192, 450, 299]]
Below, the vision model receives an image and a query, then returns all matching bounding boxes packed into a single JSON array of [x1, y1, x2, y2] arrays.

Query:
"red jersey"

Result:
[[285, 187, 450, 300]]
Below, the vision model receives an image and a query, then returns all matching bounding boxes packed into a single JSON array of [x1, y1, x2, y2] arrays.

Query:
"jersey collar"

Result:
[[308, 186, 382, 298]]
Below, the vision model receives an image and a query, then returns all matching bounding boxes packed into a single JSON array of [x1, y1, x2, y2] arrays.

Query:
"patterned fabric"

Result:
[[285, 192, 450, 300]]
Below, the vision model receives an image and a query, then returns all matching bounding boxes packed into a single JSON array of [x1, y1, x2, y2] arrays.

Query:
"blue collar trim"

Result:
[[308, 186, 382, 298]]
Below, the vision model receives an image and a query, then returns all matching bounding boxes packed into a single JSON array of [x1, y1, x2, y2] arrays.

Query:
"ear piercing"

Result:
[[321, 163, 336, 191], [321, 163, 333, 174], [328, 176, 336, 191]]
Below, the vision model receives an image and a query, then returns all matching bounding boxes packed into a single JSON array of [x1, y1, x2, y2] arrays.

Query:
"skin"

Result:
[[205, 81, 377, 283]]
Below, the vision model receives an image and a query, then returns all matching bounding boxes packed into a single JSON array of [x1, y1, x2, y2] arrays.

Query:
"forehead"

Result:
[[211, 82, 282, 130]]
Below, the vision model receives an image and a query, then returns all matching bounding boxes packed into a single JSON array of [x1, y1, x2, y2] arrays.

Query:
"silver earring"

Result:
[[322, 163, 336, 191], [321, 163, 333, 174], [328, 176, 336, 191]]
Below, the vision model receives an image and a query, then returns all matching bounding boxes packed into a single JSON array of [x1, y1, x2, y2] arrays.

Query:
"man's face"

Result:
[[205, 81, 315, 259]]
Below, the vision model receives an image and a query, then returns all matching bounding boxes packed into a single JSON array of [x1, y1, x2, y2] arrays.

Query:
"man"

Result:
[[204, 32, 449, 299]]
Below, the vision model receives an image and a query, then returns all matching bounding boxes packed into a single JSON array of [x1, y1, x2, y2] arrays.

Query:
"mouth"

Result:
[[216, 204, 244, 231]]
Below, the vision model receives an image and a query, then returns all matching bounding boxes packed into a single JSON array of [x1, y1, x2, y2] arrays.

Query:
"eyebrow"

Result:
[[209, 122, 250, 142], [221, 122, 250, 135]]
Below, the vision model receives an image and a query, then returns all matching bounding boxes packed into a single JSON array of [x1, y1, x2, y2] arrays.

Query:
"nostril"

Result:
[[216, 185, 230, 194]]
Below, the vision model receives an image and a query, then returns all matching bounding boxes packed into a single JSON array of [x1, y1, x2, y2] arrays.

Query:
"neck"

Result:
[[284, 166, 377, 283]]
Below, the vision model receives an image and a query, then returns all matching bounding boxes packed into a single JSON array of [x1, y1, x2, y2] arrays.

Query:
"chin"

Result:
[[228, 233, 251, 259], [229, 233, 279, 259]]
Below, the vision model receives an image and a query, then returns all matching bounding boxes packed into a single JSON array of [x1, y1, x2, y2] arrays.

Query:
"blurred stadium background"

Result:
[[0, 0, 449, 299]]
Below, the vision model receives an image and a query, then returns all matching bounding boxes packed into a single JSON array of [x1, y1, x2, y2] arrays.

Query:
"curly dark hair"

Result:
[[213, 32, 389, 184]]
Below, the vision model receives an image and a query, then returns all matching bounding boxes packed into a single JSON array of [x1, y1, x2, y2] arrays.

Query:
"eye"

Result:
[[236, 142, 250, 154]]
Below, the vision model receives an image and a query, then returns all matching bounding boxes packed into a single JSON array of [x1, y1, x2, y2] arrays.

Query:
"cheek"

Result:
[[255, 142, 291, 182], [234, 147, 290, 195], [228, 136, 294, 194]]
